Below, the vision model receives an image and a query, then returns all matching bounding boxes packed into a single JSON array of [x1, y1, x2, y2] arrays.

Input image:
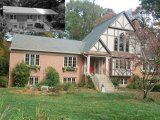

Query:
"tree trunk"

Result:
[[143, 89, 148, 99]]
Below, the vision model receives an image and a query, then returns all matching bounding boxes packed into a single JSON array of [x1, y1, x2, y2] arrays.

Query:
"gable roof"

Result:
[[3, 6, 58, 15], [11, 34, 84, 54], [82, 12, 134, 53]]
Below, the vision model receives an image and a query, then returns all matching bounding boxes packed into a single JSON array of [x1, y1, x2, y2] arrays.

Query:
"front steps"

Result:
[[92, 74, 115, 93]]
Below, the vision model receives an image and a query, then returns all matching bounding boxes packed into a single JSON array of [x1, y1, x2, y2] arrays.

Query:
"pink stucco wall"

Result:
[[9, 50, 84, 86]]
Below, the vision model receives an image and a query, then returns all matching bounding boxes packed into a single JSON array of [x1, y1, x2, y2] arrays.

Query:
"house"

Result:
[[3, 6, 58, 32], [9, 12, 139, 92]]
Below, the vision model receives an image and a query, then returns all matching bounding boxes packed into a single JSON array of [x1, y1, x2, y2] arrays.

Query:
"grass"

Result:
[[0, 88, 160, 120]]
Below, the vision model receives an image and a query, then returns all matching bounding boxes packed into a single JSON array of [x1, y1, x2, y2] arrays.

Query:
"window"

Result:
[[63, 78, 76, 83], [10, 15, 16, 20], [114, 37, 118, 51], [115, 60, 119, 68], [27, 24, 33, 28], [13, 24, 17, 29], [25, 54, 40, 66], [119, 78, 128, 85], [114, 59, 131, 70], [119, 33, 124, 51], [126, 40, 129, 52], [64, 56, 77, 67], [114, 32, 129, 52], [29, 77, 39, 85], [27, 15, 32, 19]]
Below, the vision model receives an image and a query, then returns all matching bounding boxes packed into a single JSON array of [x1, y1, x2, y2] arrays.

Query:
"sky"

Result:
[[95, 0, 141, 13], [66, 0, 141, 13]]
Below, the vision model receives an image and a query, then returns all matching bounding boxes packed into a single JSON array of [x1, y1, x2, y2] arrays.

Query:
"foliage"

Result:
[[12, 62, 30, 87], [0, 57, 9, 76], [127, 75, 142, 89], [0, 17, 8, 32], [45, 67, 60, 87], [140, 0, 160, 19], [111, 78, 119, 87], [66, 0, 112, 40], [84, 75, 95, 89], [36, 32, 55, 38], [1, 88, 160, 119], [0, 76, 8, 88], [151, 84, 160, 92], [62, 66, 77, 72]]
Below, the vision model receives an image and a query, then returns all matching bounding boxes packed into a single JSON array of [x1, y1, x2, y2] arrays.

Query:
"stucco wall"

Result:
[[9, 50, 84, 86]]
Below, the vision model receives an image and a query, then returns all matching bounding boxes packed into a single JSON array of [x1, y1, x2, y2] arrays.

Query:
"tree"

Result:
[[45, 67, 60, 87], [12, 62, 30, 87], [66, 0, 108, 40], [140, 0, 160, 20], [130, 8, 160, 99]]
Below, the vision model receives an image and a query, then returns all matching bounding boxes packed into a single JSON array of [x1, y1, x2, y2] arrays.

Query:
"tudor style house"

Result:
[[9, 12, 140, 92], [3, 6, 57, 32]]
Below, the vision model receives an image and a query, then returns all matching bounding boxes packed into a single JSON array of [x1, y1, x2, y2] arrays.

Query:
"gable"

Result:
[[89, 40, 107, 52], [110, 14, 134, 31]]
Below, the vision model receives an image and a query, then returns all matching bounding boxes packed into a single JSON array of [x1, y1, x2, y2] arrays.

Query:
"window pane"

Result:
[[68, 78, 71, 83], [124, 79, 128, 84], [35, 77, 39, 84], [25, 54, 29, 64], [114, 37, 118, 51], [36, 55, 39, 65], [126, 40, 129, 52], [127, 61, 130, 69], [64, 57, 68, 66], [30, 77, 33, 85], [72, 78, 75, 83], [119, 33, 124, 51], [73, 57, 76, 67], [115, 60, 119, 68], [69, 57, 72, 67], [31, 54, 35, 65]]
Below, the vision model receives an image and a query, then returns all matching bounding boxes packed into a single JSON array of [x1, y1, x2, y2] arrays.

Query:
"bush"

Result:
[[0, 57, 9, 76], [0, 76, 8, 87], [12, 62, 30, 87], [127, 75, 142, 89], [151, 84, 160, 92], [84, 75, 95, 89], [62, 83, 76, 94], [45, 67, 60, 87], [111, 78, 119, 87]]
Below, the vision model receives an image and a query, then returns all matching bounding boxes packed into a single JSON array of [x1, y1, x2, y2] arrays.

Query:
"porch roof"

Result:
[[3, 6, 58, 15], [11, 34, 84, 54]]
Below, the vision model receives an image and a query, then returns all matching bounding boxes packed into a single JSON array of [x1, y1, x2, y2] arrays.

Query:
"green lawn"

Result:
[[0, 88, 160, 120]]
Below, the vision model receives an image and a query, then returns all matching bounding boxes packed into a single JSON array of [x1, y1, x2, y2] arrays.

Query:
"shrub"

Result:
[[0, 57, 9, 76], [0, 76, 8, 88], [151, 84, 160, 92], [12, 62, 30, 87], [45, 67, 60, 87], [111, 78, 119, 87], [127, 75, 142, 89], [84, 75, 95, 89], [62, 83, 76, 94]]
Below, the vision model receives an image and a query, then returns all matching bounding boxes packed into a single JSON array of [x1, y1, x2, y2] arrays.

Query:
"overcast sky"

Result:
[[66, 0, 141, 13]]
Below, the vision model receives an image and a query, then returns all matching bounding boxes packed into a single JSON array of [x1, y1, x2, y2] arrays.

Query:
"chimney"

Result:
[[132, 19, 140, 31]]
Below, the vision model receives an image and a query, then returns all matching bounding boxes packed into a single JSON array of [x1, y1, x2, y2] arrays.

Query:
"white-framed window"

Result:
[[114, 32, 129, 52], [64, 56, 77, 67], [25, 54, 40, 66], [63, 77, 76, 84], [114, 59, 131, 70], [142, 63, 156, 72], [27, 15, 32, 20], [29, 77, 39, 85], [10, 15, 16, 20], [119, 78, 128, 85]]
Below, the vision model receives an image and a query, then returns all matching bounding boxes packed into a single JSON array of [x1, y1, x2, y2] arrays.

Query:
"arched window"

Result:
[[114, 37, 118, 51], [119, 33, 124, 51]]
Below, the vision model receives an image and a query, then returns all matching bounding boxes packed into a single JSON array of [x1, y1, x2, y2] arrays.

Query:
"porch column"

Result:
[[87, 55, 90, 75], [106, 57, 109, 76]]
